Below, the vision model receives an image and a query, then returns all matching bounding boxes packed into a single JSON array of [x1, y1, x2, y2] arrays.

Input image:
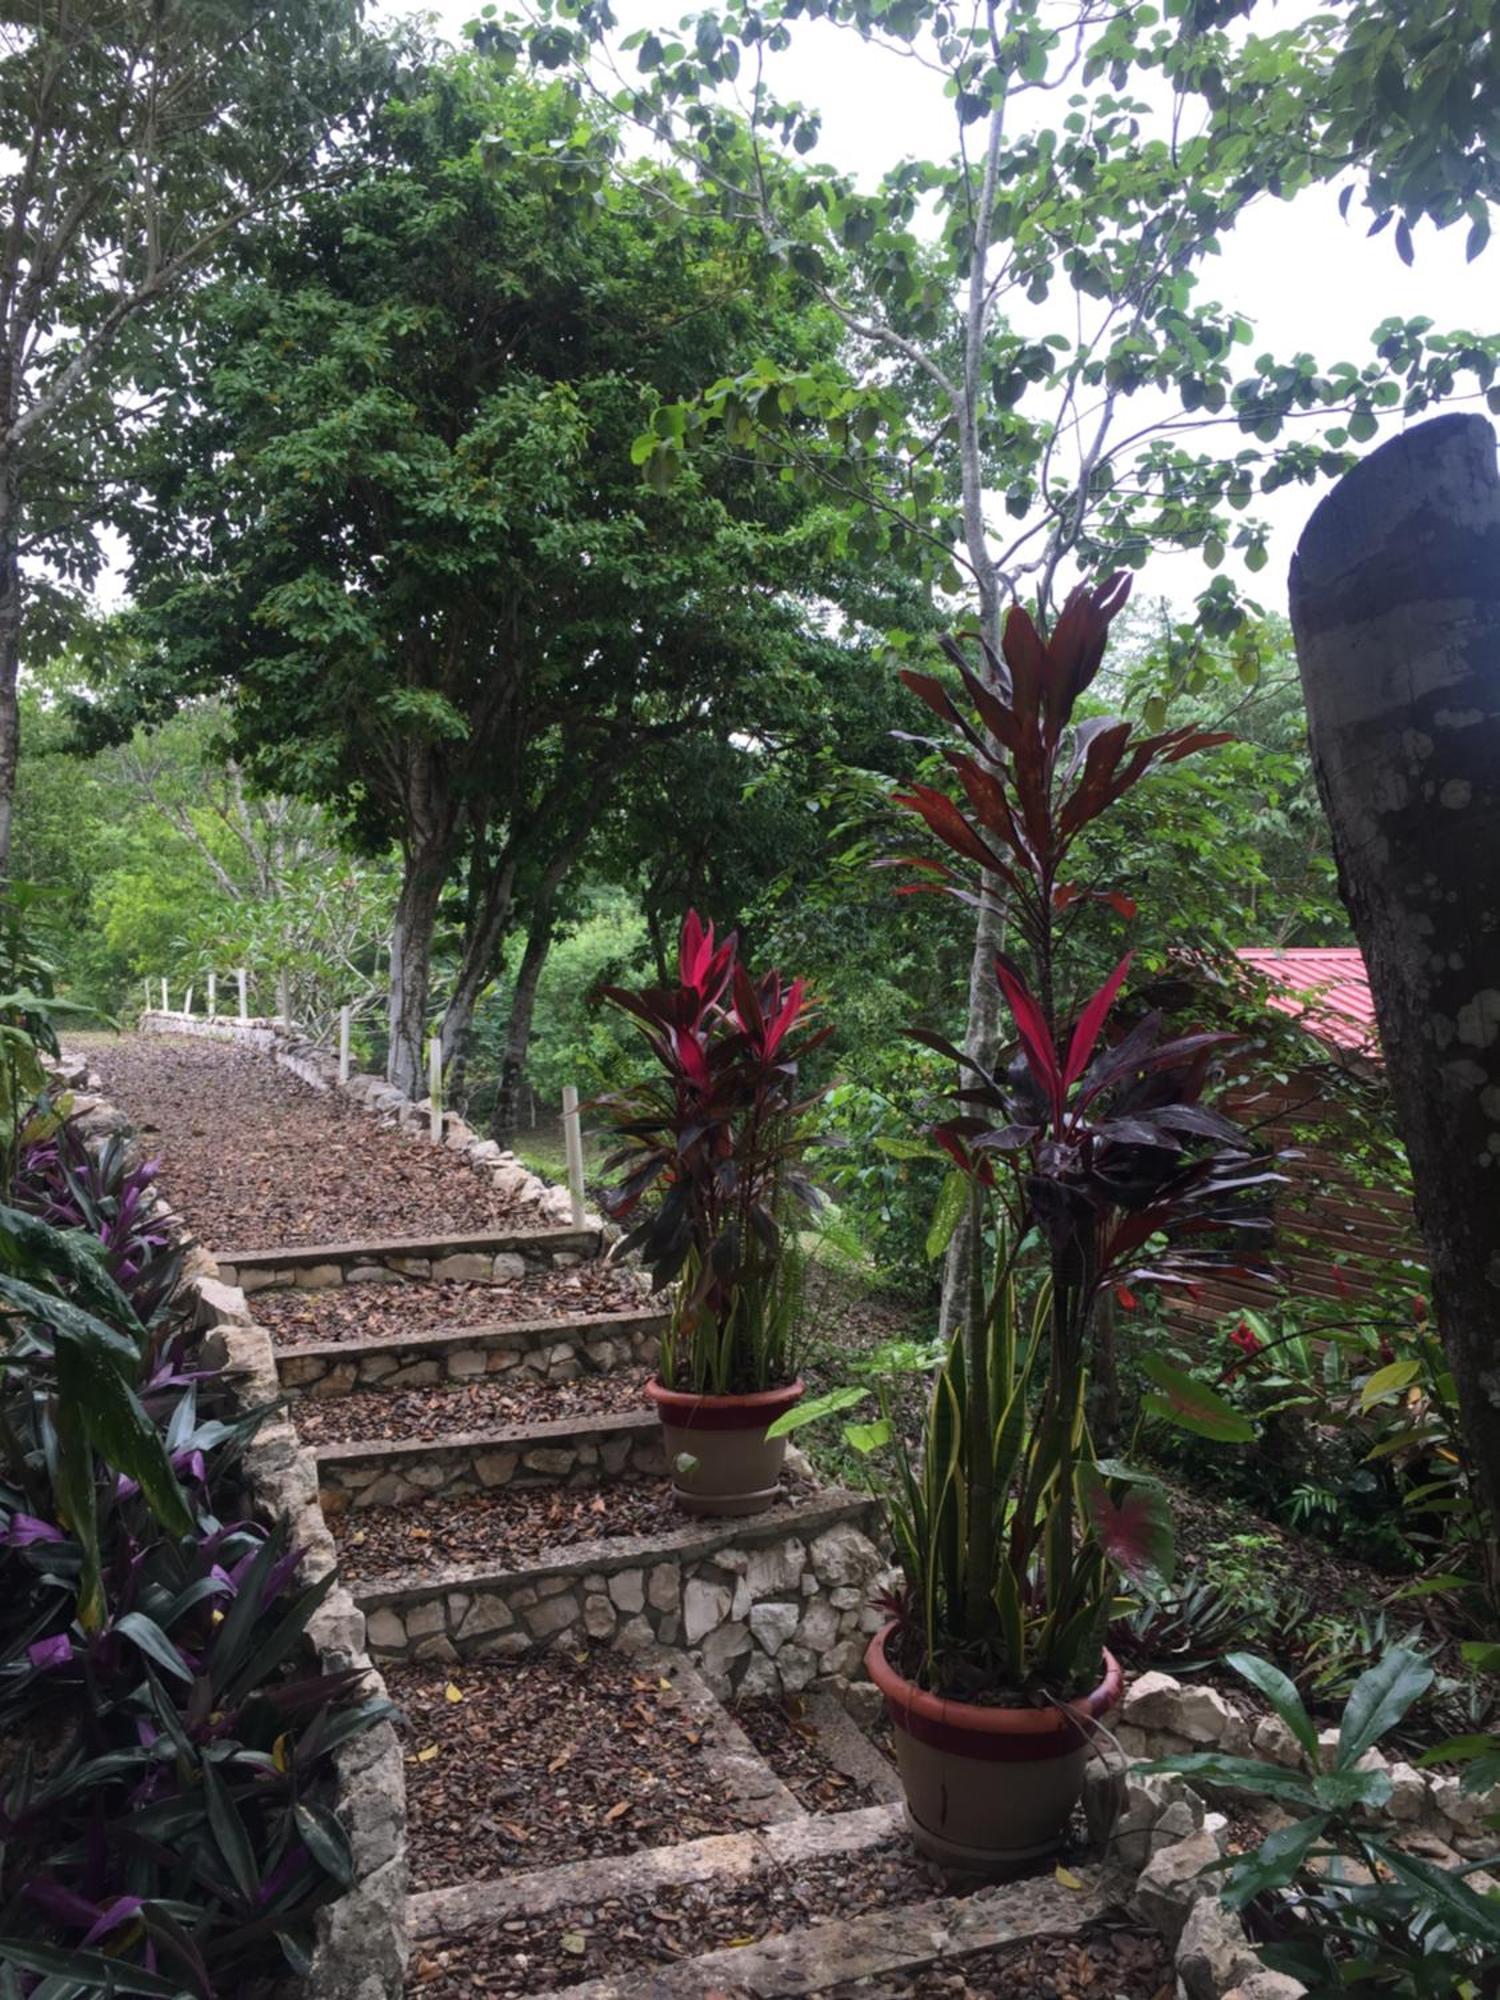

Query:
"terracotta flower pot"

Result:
[[644, 1376, 804, 1518], [865, 1621, 1123, 1876]]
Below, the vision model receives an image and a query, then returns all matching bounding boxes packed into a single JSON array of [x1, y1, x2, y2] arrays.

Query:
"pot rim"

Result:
[[865, 1620, 1122, 1741], [644, 1374, 804, 1427]]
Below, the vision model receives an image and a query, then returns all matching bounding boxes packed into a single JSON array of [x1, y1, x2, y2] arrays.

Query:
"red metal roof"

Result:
[[1237, 947, 1380, 1055]]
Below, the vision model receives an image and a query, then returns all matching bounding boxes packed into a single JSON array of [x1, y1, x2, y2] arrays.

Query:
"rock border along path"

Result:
[[114, 1020, 1283, 2000]]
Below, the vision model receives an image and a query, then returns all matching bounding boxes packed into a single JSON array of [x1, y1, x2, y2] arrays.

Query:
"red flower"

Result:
[[1114, 1284, 1137, 1311], [1229, 1319, 1262, 1357], [1412, 1293, 1428, 1324]]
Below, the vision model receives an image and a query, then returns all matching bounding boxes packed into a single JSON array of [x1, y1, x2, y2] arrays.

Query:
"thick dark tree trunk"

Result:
[[1289, 411, 1500, 1548], [387, 851, 445, 1097], [0, 457, 21, 879], [490, 911, 553, 1141], [438, 856, 516, 1085]]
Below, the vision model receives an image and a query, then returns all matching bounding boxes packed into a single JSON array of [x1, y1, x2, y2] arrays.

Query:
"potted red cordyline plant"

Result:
[[846, 576, 1281, 1870], [598, 914, 830, 1517]]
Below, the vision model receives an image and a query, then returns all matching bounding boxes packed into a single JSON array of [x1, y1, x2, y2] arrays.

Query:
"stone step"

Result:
[[408, 1798, 1108, 2000], [318, 1409, 665, 1512], [353, 1489, 884, 1698], [277, 1307, 665, 1397], [217, 1224, 602, 1294]]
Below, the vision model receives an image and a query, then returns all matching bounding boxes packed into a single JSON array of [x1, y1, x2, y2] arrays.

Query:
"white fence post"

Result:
[[207, 971, 217, 1018], [277, 970, 291, 1030], [339, 1004, 351, 1085], [143, 978, 151, 1014], [237, 969, 248, 1023], [183, 986, 194, 1017], [160, 978, 169, 1013], [561, 1084, 586, 1228], [428, 1035, 443, 1143]]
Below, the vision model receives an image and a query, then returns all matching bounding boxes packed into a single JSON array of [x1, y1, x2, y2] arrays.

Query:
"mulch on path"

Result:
[[730, 1697, 883, 1813], [84, 1033, 540, 1250], [408, 1838, 951, 1997], [335, 1473, 816, 1581], [292, 1372, 647, 1447], [390, 1652, 762, 1887], [827, 1928, 1173, 1999], [256, 1267, 648, 1348]]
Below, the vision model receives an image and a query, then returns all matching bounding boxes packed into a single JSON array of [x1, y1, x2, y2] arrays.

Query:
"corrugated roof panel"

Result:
[[1237, 947, 1380, 1055]]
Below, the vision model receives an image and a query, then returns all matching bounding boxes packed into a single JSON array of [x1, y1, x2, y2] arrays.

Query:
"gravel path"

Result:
[[81, 1033, 543, 1250]]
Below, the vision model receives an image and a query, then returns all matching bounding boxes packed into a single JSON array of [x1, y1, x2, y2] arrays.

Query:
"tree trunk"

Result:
[[490, 911, 553, 1141], [0, 456, 21, 879], [1288, 410, 1500, 1547], [438, 854, 516, 1085], [386, 851, 445, 1096]]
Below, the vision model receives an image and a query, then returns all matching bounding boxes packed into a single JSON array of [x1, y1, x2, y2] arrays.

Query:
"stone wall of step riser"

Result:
[[138, 1008, 613, 1239], [56, 1058, 410, 2000], [316, 1414, 668, 1513], [277, 1313, 664, 1398], [218, 1234, 601, 1295], [358, 1507, 890, 1703]]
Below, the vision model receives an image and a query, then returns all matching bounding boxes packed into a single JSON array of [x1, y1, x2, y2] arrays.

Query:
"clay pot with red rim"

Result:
[[865, 1621, 1123, 1875], [644, 1376, 804, 1517]]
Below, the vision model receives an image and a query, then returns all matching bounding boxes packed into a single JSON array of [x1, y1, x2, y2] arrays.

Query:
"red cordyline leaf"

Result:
[[1062, 952, 1133, 1090], [892, 785, 1010, 875], [1081, 1464, 1172, 1589], [993, 954, 1064, 1123]]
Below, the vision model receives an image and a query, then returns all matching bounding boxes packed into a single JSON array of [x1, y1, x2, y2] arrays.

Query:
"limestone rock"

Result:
[[749, 1600, 800, 1657], [809, 1523, 880, 1588], [1387, 1760, 1428, 1821], [1253, 1713, 1304, 1770], [683, 1578, 732, 1645], [608, 1569, 645, 1615], [745, 1541, 806, 1598], [1176, 1896, 1261, 2000], [1221, 1974, 1309, 2000], [1130, 1828, 1220, 1944]]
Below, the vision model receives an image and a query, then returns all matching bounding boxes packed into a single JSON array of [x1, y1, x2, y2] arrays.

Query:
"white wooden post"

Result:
[[160, 978, 169, 1012], [561, 1084, 586, 1227], [183, 986, 194, 1017], [207, 971, 217, 1019], [428, 1035, 443, 1142], [143, 978, 151, 1014], [338, 1004, 351, 1085], [237, 969, 248, 1022], [277, 970, 291, 1029]]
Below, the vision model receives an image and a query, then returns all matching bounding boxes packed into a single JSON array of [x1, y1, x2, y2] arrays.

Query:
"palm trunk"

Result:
[[490, 912, 552, 1141], [1289, 411, 1500, 1549]]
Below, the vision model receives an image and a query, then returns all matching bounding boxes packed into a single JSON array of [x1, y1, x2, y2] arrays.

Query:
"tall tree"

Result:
[[513, 0, 1498, 1323], [105, 57, 878, 1092], [0, 0, 386, 875], [1289, 411, 1500, 1549]]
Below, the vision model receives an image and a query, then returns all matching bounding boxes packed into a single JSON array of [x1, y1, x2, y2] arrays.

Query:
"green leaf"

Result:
[[202, 1758, 259, 1905], [1363, 1839, 1500, 1948], [1358, 1357, 1420, 1408], [1140, 1356, 1256, 1442], [1140, 1754, 1320, 1808], [1226, 1652, 1318, 1761], [925, 1170, 968, 1262], [764, 1385, 867, 1438], [56, 1333, 193, 1538], [1312, 1764, 1393, 1810], [295, 1801, 354, 1888], [114, 1611, 192, 1683], [1220, 1813, 1329, 1910], [0, 1940, 184, 1996], [844, 1418, 893, 1454], [1337, 1646, 1435, 1768]]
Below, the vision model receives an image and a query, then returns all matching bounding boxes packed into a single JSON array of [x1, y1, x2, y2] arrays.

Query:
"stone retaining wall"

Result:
[[219, 1227, 600, 1295], [357, 1497, 887, 1701], [57, 1053, 409, 2000], [317, 1411, 667, 1511], [278, 1309, 664, 1397], [1116, 1668, 1500, 1867]]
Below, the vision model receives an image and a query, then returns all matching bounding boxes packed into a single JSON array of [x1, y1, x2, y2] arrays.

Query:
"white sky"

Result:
[[412, 0, 1497, 622]]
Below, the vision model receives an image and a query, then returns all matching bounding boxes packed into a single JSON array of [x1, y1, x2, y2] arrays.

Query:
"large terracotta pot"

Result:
[[865, 1621, 1123, 1875], [644, 1376, 804, 1518]]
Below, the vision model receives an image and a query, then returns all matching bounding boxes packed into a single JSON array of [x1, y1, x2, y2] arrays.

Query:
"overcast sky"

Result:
[[408, 3, 1498, 618]]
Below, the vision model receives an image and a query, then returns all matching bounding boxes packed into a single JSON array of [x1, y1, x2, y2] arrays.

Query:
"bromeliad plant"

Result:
[[876, 575, 1281, 1696], [598, 913, 830, 1395]]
